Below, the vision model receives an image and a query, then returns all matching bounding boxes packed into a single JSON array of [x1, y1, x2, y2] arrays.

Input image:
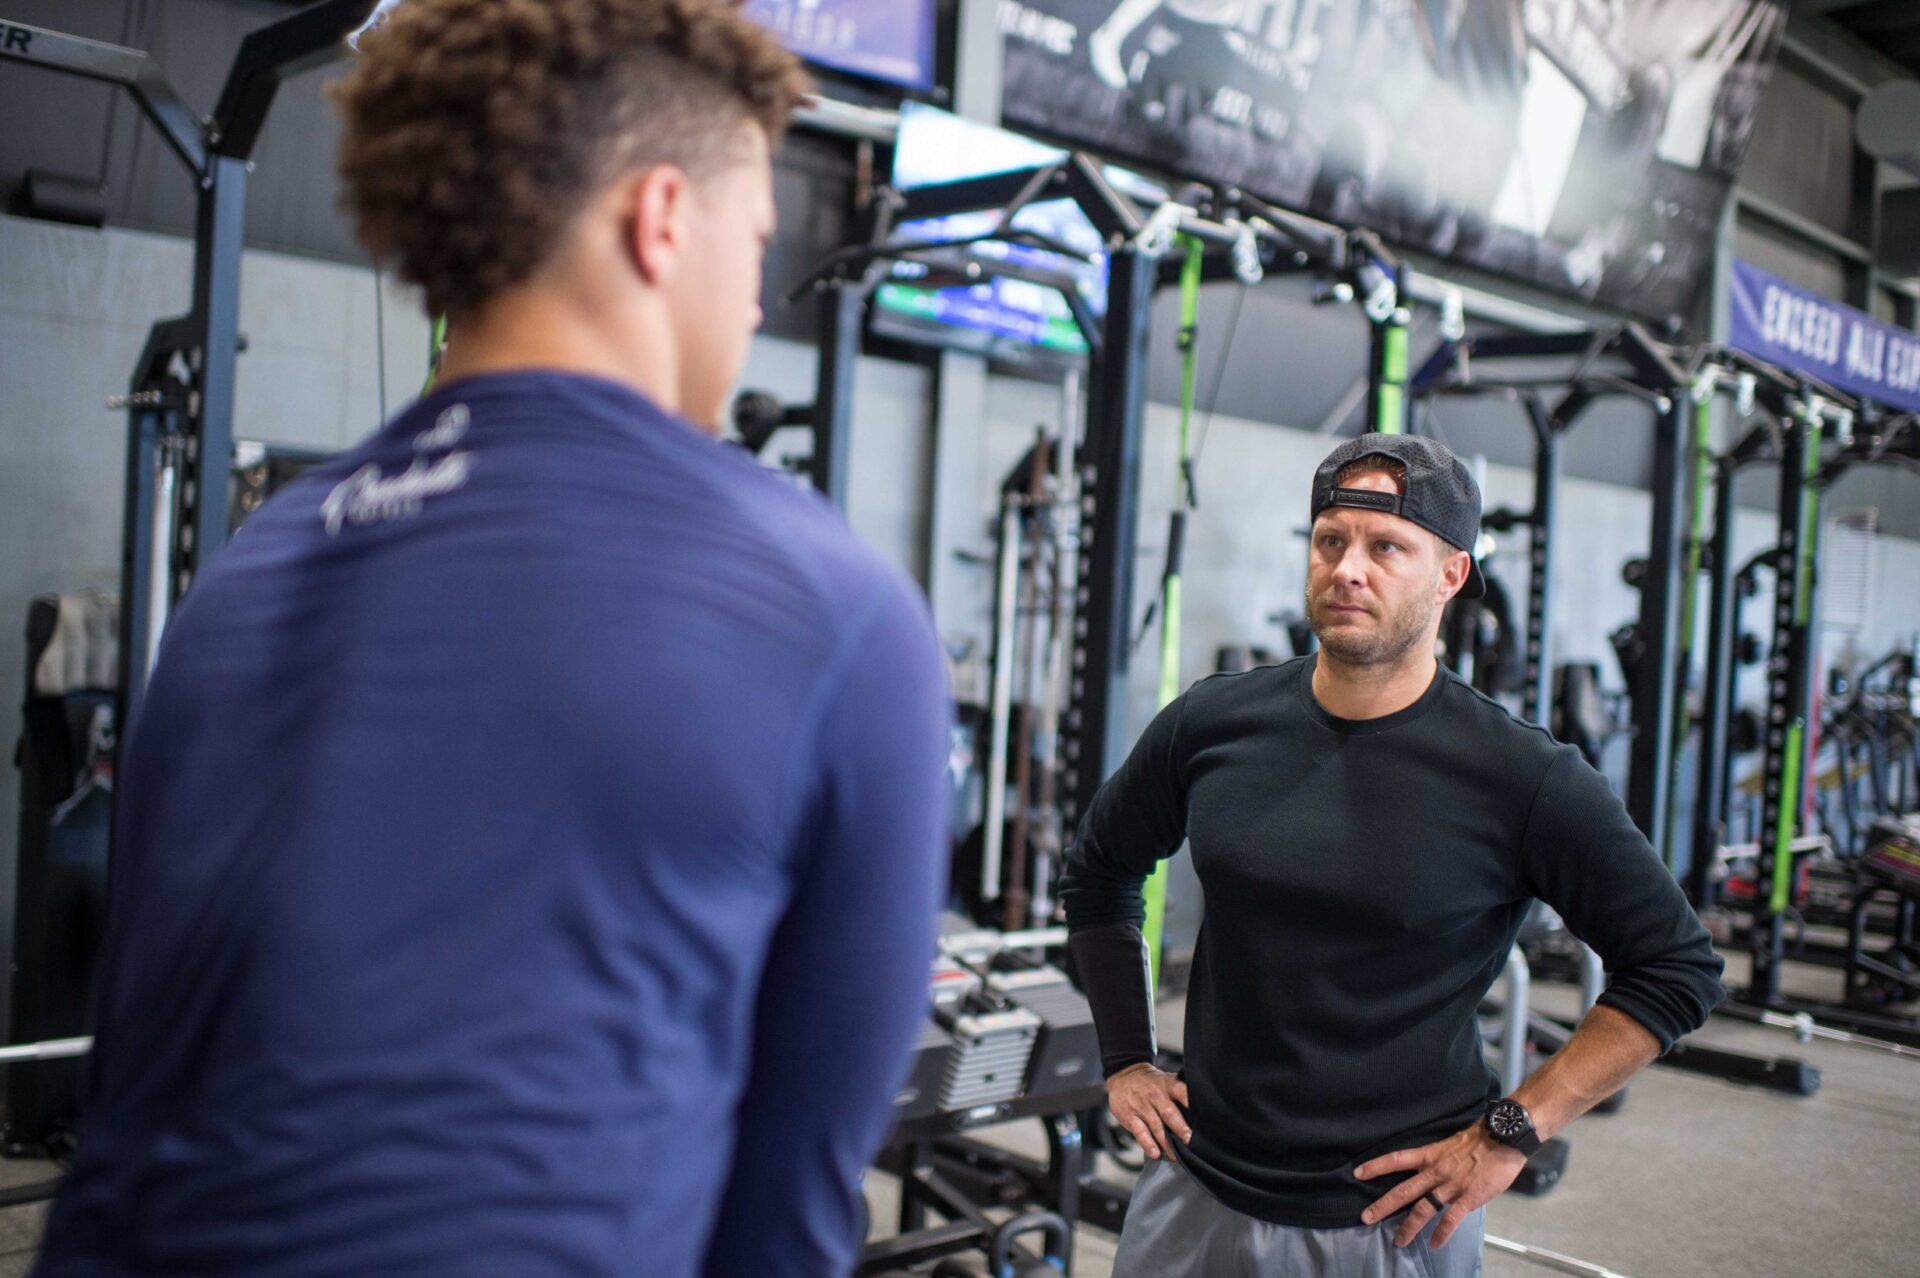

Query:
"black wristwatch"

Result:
[[1485, 1098, 1542, 1156]]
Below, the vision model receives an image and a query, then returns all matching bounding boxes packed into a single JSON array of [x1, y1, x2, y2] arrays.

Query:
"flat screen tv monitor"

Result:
[[353, 3, 941, 92], [742, 0, 939, 92], [873, 104, 1163, 365]]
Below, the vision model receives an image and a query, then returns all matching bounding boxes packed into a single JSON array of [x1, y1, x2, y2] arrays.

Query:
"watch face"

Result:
[[1489, 1100, 1529, 1140]]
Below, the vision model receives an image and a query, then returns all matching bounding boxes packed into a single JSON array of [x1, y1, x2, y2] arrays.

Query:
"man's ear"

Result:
[[626, 165, 691, 288], [1437, 548, 1472, 605]]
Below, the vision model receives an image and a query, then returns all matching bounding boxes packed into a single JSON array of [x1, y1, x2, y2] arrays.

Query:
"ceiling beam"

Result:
[[1791, 0, 1876, 16], [1781, 7, 1916, 103], [1835, 0, 1920, 36], [1879, 28, 1920, 60]]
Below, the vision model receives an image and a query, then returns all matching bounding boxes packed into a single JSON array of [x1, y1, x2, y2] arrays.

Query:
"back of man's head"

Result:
[[331, 0, 808, 325]]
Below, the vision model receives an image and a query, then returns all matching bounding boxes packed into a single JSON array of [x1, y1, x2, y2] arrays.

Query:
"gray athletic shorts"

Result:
[[1113, 1157, 1486, 1278]]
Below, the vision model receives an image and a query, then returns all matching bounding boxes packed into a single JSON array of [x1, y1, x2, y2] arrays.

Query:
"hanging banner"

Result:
[[743, 0, 938, 90], [999, 0, 1786, 323], [1729, 260, 1920, 414]]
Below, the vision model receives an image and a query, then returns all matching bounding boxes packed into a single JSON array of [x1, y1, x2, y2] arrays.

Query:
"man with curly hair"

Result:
[[35, 4, 952, 1276]]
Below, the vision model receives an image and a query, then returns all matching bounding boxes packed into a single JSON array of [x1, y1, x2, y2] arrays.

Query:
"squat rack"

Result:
[[1407, 327, 1694, 855], [1405, 336, 1834, 1096], [1684, 348, 1829, 917], [0, 0, 381, 715], [1690, 373, 1920, 1043]]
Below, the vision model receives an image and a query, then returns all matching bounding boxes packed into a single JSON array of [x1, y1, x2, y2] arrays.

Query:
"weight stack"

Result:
[[893, 1019, 956, 1121], [936, 1008, 1040, 1112], [988, 968, 1103, 1095]]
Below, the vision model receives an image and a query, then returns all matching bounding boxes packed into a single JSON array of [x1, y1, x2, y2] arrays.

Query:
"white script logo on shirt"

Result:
[[321, 452, 472, 535], [414, 403, 470, 453], [321, 402, 475, 535]]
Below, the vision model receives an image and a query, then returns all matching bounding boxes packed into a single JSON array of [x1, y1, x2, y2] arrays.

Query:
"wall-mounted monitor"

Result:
[[743, 0, 940, 92], [872, 104, 1163, 365], [352, 2, 941, 92]]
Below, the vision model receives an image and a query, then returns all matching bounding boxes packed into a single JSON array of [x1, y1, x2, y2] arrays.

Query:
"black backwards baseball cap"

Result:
[[1310, 433, 1486, 599]]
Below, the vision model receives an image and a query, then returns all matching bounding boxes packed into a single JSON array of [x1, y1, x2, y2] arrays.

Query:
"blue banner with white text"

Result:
[[1729, 259, 1920, 414]]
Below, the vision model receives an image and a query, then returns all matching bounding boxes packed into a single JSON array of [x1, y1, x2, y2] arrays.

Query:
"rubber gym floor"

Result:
[[0, 951, 1911, 1276]]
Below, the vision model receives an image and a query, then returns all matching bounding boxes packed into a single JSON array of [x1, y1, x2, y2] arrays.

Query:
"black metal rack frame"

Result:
[[1408, 326, 1693, 858], [1690, 373, 1920, 1042], [2, 1, 380, 715], [1, 0, 379, 1149], [1406, 336, 1849, 1094], [862, 1086, 1111, 1274]]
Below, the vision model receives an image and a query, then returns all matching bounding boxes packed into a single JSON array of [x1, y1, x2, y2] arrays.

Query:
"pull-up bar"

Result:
[[0, 18, 206, 173]]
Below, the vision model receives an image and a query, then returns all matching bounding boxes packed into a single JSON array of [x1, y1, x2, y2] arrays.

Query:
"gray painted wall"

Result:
[[0, 211, 432, 1027]]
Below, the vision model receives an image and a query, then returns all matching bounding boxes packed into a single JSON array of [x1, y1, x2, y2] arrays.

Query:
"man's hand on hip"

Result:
[[1105, 1063, 1192, 1162], [1354, 1123, 1527, 1248]]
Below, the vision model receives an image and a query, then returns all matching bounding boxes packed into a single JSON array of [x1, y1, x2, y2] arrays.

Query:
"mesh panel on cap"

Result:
[[1405, 438, 1481, 548], [1311, 434, 1481, 552]]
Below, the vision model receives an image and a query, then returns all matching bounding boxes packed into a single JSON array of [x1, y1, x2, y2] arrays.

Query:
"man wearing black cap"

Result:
[[1065, 434, 1724, 1276]]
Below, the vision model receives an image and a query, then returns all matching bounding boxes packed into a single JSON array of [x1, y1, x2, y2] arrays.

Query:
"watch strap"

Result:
[[1486, 1098, 1543, 1156]]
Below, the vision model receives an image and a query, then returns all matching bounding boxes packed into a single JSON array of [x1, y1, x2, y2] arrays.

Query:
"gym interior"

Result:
[[2, 2, 1919, 1276]]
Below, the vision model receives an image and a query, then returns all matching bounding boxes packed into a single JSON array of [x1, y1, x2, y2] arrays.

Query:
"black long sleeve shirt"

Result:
[[1062, 655, 1724, 1228]]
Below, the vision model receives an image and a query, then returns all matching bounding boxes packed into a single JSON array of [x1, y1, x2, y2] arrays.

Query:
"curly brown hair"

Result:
[[332, 0, 809, 319]]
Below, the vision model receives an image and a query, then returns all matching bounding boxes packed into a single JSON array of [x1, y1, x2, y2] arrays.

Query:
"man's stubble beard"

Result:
[[1305, 577, 1439, 669]]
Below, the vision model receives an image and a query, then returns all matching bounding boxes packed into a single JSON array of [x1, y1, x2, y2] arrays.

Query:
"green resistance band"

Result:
[[1375, 318, 1409, 436], [1141, 235, 1206, 990], [1771, 410, 1826, 915], [421, 314, 449, 395], [1663, 390, 1716, 870]]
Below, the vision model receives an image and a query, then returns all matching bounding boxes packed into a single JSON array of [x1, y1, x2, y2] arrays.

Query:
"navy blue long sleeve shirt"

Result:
[[37, 371, 952, 1278]]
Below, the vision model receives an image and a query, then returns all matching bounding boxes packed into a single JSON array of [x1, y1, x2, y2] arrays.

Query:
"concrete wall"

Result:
[[954, 367, 1920, 726], [732, 339, 936, 590]]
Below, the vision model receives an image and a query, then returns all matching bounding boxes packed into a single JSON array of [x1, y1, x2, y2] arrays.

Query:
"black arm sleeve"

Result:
[[1520, 746, 1726, 1052], [1060, 694, 1191, 1076]]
